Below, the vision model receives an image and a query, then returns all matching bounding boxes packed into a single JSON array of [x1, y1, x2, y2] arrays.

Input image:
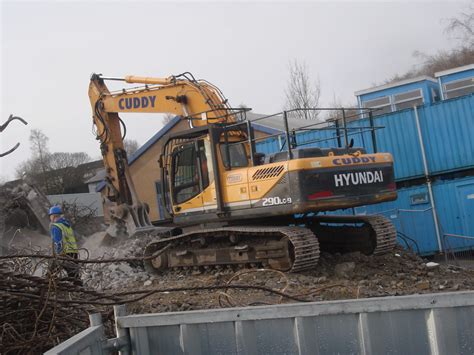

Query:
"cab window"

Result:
[[172, 144, 199, 204], [172, 140, 211, 205], [220, 142, 249, 169]]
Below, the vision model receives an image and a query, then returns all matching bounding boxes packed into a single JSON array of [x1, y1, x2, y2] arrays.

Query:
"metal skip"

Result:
[[47, 291, 474, 354]]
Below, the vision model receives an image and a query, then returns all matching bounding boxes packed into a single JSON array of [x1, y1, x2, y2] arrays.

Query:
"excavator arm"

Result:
[[88, 73, 242, 237]]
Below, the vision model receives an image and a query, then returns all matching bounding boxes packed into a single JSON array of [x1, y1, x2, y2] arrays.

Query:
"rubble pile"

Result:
[[76, 234, 474, 314], [128, 245, 474, 313], [81, 232, 157, 290], [2, 227, 474, 318], [1, 228, 473, 353]]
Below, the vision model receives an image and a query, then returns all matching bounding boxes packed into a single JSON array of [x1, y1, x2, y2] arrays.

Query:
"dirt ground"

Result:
[[124, 247, 474, 314], [4, 228, 474, 315], [114, 242, 474, 314]]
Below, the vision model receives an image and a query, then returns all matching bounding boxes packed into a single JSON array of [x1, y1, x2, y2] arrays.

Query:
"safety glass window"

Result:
[[172, 144, 199, 204], [197, 140, 210, 189], [220, 142, 249, 169]]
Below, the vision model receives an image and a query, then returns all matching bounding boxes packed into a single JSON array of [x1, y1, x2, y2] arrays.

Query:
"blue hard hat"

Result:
[[48, 205, 63, 215]]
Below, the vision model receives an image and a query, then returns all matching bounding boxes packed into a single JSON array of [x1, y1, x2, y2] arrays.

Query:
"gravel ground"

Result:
[[7, 229, 473, 314], [76, 233, 474, 314]]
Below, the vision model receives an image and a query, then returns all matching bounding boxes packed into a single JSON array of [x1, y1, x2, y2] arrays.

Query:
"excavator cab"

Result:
[[160, 120, 255, 223]]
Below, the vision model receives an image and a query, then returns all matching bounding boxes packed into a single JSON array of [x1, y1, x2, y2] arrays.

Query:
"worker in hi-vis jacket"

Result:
[[49, 205, 82, 285]]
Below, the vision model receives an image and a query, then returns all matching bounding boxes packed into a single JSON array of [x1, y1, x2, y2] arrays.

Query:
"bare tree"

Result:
[[325, 94, 360, 123], [48, 152, 92, 193], [29, 129, 50, 175], [16, 152, 93, 194], [385, 47, 474, 84], [49, 152, 91, 170], [385, 6, 474, 84], [284, 60, 321, 121], [16, 129, 52, 191], [446, 4, 474, 48], [15, 130, 94, 194], [123, 139, 140, 157]]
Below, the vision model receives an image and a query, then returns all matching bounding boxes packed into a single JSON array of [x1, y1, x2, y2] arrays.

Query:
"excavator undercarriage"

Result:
[[143, 215, 396, 273]]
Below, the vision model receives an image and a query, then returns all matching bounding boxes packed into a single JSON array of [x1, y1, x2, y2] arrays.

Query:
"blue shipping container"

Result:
[[355, 176, 474, 255]]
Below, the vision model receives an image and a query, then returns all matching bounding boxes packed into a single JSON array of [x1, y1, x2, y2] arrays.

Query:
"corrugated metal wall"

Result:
[[355, 185, 439, 255], [119, 292, 474, 355], [419, 95, 474, 174], [354, 176, 474, 255], [46, 292, 474, 355], [433, 177, 474, 251]]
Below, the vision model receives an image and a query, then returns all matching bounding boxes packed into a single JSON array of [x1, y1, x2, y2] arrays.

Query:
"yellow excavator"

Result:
[[88, 72, 397, 273]]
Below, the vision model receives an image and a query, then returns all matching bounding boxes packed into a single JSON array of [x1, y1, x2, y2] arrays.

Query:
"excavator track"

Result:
[[144, 215, 395, 274], [310, 214, 397, 256], [144, 226, 320, 273], [363, 215, 397, 255]]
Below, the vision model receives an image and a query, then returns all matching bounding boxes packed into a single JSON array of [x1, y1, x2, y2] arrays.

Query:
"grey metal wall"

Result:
[[45, 291, 474, 354], [118, 291, 474, 355], [44, 314, 107, 355]]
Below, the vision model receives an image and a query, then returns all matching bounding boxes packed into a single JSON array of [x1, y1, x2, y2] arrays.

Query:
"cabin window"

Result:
[[362, 96, 391, 116], [220, 142, 249, 169], [171, 140, 212, 205], [393, 89, 424, 110], [444, 77, 474, 99], [172, 144, 200, 204], [197, 140, 210, 189]]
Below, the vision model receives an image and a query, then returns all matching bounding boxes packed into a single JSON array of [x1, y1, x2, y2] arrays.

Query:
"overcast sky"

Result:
[[0, 0, 468, 180]]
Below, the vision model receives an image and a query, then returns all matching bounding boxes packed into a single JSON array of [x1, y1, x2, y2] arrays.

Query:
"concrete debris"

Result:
[[417, 280, 430, 290], [73, 232, 474, 312], [334, 262, 356, 279], [2, 225, 474, 316], [80, 232, 161, 291]]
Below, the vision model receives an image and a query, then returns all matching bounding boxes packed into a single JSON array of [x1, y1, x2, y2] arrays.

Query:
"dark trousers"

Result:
[[62, 252, 82, 285]]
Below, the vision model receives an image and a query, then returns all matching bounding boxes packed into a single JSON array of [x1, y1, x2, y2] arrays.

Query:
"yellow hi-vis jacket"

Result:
[[52, 222, 78, 254]]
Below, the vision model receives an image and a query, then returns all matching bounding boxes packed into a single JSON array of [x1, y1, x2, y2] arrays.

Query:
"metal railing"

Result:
[[443, 233, 474, 269], [220, 107, 384, 167]]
